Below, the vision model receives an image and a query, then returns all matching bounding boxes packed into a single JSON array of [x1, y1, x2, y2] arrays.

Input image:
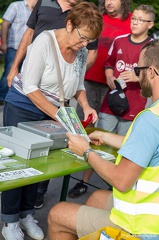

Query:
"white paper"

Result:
[[61, 148, 115, 161], [0, 168, 43, 182]]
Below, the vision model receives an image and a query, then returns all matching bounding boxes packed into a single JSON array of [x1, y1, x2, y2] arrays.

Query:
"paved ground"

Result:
[[0, 103, 108, 240]]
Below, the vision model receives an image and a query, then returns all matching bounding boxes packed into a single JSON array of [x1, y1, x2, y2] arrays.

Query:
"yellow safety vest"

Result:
[[110, 102, 159, 234]]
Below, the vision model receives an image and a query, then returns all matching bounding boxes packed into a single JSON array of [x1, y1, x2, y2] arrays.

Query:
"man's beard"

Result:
[[140, 71, 152, 98], [106, 10, 118, 17]]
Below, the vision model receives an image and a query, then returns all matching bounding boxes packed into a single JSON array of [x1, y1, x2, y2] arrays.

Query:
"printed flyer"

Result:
[[62, 148, 115, 161], [56, 107, 90, 141]]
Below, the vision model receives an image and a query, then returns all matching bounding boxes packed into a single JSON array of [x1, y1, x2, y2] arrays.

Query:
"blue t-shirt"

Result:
[[118, 102, 159, 239], [118, 103, 159, 168]]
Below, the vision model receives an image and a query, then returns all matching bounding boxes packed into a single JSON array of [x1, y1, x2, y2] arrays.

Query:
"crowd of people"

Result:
[[49, 40, 159, 240], [0, 0, 159, 240], [7, 0, 99, 210], [68, 0, 132, 198]]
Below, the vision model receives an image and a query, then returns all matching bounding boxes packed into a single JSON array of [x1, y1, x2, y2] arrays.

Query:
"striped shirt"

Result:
[[2, 0, 31, 49]]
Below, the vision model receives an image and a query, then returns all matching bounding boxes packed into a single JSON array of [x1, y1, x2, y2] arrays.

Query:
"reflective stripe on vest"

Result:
[[113, 197, 159, 215], [110, 102, 159, 234]]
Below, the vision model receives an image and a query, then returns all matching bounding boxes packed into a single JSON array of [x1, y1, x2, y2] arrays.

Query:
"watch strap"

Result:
[[83, 148, 95, 162]]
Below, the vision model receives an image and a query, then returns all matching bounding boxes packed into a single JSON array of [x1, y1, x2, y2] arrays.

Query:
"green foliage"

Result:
[[87, 0, 98, 5], [0, 0, 13, 17]]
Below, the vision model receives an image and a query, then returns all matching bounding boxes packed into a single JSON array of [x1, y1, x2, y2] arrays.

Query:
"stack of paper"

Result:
[[62, 148, 115, 161], [55, 107, 90, 141]]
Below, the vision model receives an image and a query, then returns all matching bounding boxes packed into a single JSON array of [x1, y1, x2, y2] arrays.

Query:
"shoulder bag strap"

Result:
[[44, 31, 65, 107]]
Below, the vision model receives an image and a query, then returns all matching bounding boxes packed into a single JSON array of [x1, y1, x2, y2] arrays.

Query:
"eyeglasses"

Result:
[[75, 26, 95, 43], [131, 17, 152, 25], [134, 66, 159, 77]]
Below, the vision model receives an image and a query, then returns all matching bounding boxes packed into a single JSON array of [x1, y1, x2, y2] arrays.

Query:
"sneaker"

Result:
[[19, 214, 44, 240], [68, 180, 88, 198], [2, 222, 24, 240], [34, 193, 44, 209]]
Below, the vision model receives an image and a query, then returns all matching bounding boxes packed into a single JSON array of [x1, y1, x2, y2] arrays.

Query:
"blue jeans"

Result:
[[0, 48, 17, 101], [1, 102, 52, 223], [38, 180, 49, 195]]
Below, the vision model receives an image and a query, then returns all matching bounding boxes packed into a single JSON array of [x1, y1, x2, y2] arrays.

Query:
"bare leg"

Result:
[[48, 190, 113, 240], [85, 189, 112, 210], [83, 169, 93, 183], [48, 202, 81, 240]]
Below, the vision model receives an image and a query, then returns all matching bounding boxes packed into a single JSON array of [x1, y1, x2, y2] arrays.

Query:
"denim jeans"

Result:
[[0, 48, 17, 101], [38, 180, 50, 195], [1, 102, 52, 223]]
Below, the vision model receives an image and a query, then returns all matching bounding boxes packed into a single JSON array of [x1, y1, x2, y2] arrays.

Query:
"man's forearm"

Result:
[[0, 20, 10, 53], [11, 28, 34, 69], [86, 49, 97, 70], [101, 131, 124, 149]]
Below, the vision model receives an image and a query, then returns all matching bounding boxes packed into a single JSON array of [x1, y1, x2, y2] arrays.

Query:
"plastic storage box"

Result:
[[78, 227, 140, 240], [18, 120, 68, 150], [0, 126, 53, 159]]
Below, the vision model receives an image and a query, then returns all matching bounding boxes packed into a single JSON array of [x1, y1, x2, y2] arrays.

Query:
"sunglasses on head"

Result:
[[134, 66, 159, 77]]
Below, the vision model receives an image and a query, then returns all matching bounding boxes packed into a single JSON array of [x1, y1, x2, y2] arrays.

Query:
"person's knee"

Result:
[[48, 201, 81, 236], [48, 201, 79, 225], [48, 202, 65, 226]]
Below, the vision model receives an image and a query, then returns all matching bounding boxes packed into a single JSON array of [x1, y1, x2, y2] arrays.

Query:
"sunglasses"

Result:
[[134, 66, 149, 77], [134, 66, 159, 77]]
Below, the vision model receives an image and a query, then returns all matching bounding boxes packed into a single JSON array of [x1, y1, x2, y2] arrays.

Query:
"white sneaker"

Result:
[[2, 222, 24, 240], [19, 214, 44, 240]]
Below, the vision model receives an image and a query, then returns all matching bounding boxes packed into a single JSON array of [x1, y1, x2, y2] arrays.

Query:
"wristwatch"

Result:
[[83, 148, 95, 162]]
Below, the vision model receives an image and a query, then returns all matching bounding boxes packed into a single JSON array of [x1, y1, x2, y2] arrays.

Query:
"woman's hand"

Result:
[[75, 90, 98, 123], [83, 105, 98, 124]]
